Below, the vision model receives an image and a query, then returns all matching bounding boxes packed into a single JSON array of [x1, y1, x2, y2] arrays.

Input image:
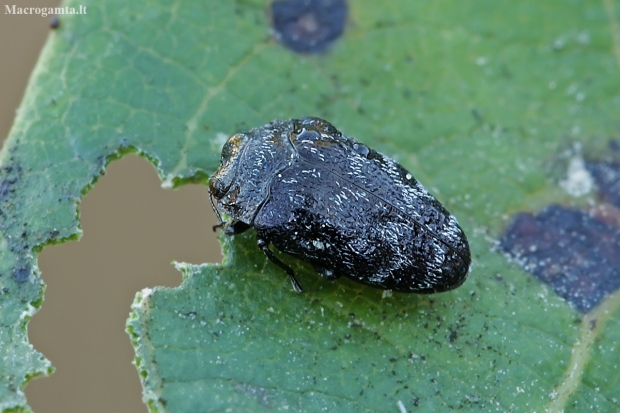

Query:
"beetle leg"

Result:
[[257, 238, 303, 293], [212, 220, 252, 234], [224, 221, 252, 236], [212, 221, 226, 232]]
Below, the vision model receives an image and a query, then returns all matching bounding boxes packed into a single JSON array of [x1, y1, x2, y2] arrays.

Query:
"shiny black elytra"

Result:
[[209, 117, 471, 293]]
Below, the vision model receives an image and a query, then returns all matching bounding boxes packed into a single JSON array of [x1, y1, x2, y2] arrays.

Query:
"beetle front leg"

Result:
[[213, 220, 252, 235], [224, 220, 252, 236], [257, 238, 303, 293]]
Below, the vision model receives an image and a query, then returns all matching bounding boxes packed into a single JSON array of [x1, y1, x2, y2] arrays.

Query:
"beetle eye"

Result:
[[296, 128, 320, 141], [209, 177, 226, 199], [221, 134, 247, 163]]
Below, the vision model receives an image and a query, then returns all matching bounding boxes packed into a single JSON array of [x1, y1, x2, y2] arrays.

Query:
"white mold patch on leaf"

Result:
[[560, 155, 594, 197]]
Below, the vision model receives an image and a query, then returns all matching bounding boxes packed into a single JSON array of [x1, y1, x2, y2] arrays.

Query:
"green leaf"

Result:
[[1, 0, 619, 412]]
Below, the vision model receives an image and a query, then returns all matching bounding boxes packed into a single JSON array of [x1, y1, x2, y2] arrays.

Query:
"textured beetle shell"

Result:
[[210, 117, 470, 293]]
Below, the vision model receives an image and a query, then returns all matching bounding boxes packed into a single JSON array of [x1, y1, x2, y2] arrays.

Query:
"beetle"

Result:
[[209, 117, 471, 293]]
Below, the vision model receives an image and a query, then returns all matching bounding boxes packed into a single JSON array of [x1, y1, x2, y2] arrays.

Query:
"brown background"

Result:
[[1, 4, 222, 412]]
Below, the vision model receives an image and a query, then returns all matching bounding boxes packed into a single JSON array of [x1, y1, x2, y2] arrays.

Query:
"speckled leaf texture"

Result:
[[1, 0, 619, 412]]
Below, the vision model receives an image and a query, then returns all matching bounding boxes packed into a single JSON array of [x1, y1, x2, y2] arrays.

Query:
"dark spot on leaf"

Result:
[[471, 109, 484, 125], [0, 180, 13, 201], [449, 329, 458, 343], [500, 65, 512, 79], [0, 174, 18, 202], [0, 160, 22, 208], [271, 0, 347, 53], [50, 16, 60, 29], [500, 205, 620, 312], [2, 287, 8, 294], [589, 318, 597, 330], [585, 159, 620, 208], [13, 265, 30, 283]]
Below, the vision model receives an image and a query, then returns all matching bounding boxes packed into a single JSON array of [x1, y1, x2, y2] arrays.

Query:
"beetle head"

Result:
[[209, 133, 248, 201], [209, 121, 298, 224]]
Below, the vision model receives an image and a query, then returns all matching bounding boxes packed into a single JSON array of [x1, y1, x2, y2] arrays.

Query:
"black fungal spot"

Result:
[[500, 205, 620, 312], [50, 16, 60, 29], [585, 158, 620, 208], [270, 0, 348, 53], [0, 161, 22, 204]]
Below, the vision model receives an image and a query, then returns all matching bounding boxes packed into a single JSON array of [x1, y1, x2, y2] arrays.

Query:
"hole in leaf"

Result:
[[26, 155, 221, 413]]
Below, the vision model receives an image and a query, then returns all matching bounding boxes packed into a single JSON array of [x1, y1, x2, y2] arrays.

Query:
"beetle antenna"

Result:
[[209, 191, 224, 230]]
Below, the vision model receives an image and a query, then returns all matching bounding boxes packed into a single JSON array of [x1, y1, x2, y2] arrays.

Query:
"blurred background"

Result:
[[1, 4, 222, 412]]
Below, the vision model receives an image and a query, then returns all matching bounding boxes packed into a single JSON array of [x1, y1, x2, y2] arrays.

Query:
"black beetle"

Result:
[[209, 117, 470, 293]]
